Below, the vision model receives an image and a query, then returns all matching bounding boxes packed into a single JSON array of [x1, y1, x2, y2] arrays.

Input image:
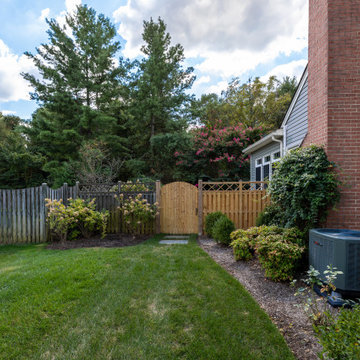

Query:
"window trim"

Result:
[[254, 150, 282, 181]]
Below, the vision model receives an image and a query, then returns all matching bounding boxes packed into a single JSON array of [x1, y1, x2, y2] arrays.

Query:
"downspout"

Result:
[[272, 134, 283, 157]]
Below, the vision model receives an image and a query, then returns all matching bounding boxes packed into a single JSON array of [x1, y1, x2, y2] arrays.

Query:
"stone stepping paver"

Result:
[[163, 235, 190, 239], [159, 240, 189, 245], [160, 235, 190, 245]]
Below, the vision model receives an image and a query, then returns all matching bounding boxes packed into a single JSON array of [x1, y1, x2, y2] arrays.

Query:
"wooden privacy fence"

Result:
[[0, 182, 157, 244], [0, 180, 269, 243], [200, 181, 269, 232], [159, 181, 269, 234]]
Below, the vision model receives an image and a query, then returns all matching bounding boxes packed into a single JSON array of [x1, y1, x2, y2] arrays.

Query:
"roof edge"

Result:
[[281, 64, 308, 128], [243, 129, 283, 154]]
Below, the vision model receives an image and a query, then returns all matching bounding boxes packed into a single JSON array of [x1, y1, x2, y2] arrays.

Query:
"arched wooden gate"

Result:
[[160, 182, 198, 234]]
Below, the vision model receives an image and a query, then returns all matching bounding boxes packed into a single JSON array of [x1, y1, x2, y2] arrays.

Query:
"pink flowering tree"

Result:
[[174, 121, 266, 182]]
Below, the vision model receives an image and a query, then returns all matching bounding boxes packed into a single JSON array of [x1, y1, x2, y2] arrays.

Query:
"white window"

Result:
[[255, 150, 282, 181]]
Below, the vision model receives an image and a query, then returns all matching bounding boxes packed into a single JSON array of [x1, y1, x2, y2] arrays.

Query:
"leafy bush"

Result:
[[256, 234, 305, 281], [116, 193, 158, 235], [230, 226, 285, 261], [45, 198, 108, 241], [268, 146, 340, 230], [314, 305, 360, 360], [230, 229, 253, 260], [205, 211, 225, 237], [212, 215, 235, 245], [67, 198, 109, 239], [45, 199, 73, 242], [256, 203, 283, 227], [230, 225, 305, 281], [292, 265, 359, 360], [121, 180, 150, 192]]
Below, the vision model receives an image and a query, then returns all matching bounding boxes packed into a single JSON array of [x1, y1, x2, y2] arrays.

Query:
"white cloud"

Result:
[[260, 59, 308, 82], [39, 8, 50, 22], [195, 75, 211, 86], [114, 0, 308, 79], [56, 0, 82, 28], [0, 39, 37, 102], [0, 110, 16, 115], [207, 80, 228, 95]]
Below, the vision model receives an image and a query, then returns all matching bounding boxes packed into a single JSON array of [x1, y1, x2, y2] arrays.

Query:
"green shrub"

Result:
[[45, 198, 109, 241], [116, 193, 158, 235], [256, 234, 305, 281], [230, 226, 284, 261], [256, 203, 283, 227], [230, 229, 253, 260], [67, 198, 109, 239], [268, 146, 340, 230], [205, 211, 225, 237], [230, 225, 305, 281], [45, 199, 73, 242], [212, 216, 235, 245], [314, 305, 360, 360]]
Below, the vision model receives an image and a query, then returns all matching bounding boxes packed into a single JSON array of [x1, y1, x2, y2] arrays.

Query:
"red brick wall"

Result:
[[305, 0, 360, 229]]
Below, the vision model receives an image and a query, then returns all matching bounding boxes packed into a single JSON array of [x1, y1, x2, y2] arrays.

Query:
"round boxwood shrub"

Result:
[[205, 211, 225, 237], [212, 215, 235, 245]]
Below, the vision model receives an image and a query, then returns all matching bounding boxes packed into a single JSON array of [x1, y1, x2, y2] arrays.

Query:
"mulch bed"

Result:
[[198, 237, 324, 360], [47, 234, 150, 250]]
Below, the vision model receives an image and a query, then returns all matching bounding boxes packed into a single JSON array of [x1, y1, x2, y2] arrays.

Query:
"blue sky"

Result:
[[0, 0, 308, 119]]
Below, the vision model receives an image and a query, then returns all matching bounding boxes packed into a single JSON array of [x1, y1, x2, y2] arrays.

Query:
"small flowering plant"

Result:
[[67, 198, 109, 239], [115, 193, 158, 236], [121, 180, 150, 192], [45, 198, 109, 242], [45, 198, 73, 242]]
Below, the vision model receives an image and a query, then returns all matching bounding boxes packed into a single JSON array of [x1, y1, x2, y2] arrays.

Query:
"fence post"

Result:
[[41, 183, 48, 242], [239, 180, 243, 229], [198, 180, 203, 236], [75, 181, 80, 199], [155, 180, 161, 234], [63, 183, 69, 205]]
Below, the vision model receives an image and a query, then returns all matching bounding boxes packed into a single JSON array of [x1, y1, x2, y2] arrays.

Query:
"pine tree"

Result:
[[129, 17, 195, 168], [22, 5, 130, 186]]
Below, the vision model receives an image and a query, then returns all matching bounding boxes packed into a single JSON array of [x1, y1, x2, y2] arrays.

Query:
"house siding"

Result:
[[285, 77, 308, 149], [250, 142, 281, 181]]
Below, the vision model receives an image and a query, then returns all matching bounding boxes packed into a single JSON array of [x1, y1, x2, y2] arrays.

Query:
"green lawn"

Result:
[[0, 235, 294, 360]]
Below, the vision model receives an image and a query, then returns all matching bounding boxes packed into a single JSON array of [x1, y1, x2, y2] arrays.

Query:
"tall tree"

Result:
[[222, 76, 297, 130], [193, 76, 298, 130], [129, 17, 195, 168], [22, 5, 130, 186], [0, 113, 45, 188]]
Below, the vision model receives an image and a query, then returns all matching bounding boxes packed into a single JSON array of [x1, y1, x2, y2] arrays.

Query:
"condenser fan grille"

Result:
[[347, 243, 360, 290]]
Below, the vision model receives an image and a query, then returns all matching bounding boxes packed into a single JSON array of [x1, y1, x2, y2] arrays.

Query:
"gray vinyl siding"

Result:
[[250, 142, 281, 181], [285, 77, 308, 149]]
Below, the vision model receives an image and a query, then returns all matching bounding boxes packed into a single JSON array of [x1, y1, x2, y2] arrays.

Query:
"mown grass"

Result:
[[0, 235, 294, 360]]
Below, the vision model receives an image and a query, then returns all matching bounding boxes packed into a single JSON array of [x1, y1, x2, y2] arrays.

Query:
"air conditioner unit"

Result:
[[309, 229, 360, 296]]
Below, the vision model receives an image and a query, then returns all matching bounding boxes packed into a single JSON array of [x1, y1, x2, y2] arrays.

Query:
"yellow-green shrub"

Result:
[[45, 198, 109, 241], [230, 225, 305, 281], [116, 193, 158, 235]]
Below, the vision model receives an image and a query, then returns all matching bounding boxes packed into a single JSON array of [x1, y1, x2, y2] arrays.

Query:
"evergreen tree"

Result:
[[0, 113, 45, 188], [129, 17, 195, 169], [22, 5, 130, 186]]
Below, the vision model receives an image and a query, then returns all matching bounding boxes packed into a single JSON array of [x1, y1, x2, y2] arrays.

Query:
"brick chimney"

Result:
[[304, 0, 360, 229]]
